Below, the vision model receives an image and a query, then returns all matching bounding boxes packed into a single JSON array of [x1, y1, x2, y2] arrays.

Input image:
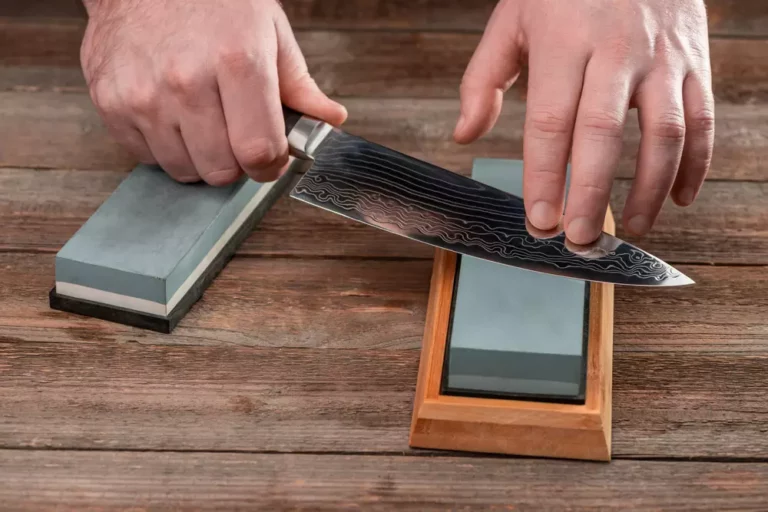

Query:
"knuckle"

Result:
[[92, 83, 121, 115], [528, 167, 564, 187], [125, 85, 158, 116], [526, 109, 572, 139], [218, 45, 255, 76], [164, 62, 206, 99], [688, 109, 716, 134], [580, 110, 625, 141], [233, 138, 282, 169], [573, 180, 611, 197], [649, 114, 686, 144], [604, 36, 635, 65]]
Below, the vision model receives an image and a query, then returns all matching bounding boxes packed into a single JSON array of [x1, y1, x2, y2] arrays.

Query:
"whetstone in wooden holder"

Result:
[[409, 159, 615, 461]]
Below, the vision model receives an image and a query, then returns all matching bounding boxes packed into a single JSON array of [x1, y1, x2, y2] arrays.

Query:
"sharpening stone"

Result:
[[50, 160, 302, 333], [441, 159, 589, 404]]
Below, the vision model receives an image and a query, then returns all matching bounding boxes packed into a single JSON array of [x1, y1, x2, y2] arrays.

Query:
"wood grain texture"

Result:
[[0, 1, 85, 18], [3, 254, 768, 352], [3, 19, 767, 104], [1, 92, 766, 181], [283, 0, 768, 37], [2, 168, 767, 265], [0, 253, 431, 349], [2, 0, 766, 36], [1, 339, 768, 458], [0, 254, 767, 457], [2, 450, 768, 512], [0, 1, 766, 504]]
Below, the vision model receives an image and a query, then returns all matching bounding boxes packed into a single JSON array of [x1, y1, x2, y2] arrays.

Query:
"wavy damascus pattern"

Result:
[[291, 130, 691, 286]]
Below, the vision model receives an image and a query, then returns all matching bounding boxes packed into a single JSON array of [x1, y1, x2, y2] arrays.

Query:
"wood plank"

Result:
[[1, 339, 768, 458], [1, 92, 766, 181], [2, 451, 768, 511], [0, 253, 431, 349], [0, 342, 420, 453], [3, 19, 767, 105], [283, 0, 768, 37], [0, 0, 84, 18], [1, 0, 766, 36], [611, 179, 768, 266], [2, 168, 766, 265], [704, 0, 768, 37], [3, 253, 768, 352], [0, 254, 767, 456], [614, 265, 768, 352]]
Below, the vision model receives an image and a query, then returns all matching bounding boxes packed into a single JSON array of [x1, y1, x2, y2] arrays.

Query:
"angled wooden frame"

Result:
[[409, 212, 615, 461]]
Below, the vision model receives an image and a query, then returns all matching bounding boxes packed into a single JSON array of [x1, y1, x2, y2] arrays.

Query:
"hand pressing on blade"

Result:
[[80, 0, 346, 185], [454, 0, 715, 244]]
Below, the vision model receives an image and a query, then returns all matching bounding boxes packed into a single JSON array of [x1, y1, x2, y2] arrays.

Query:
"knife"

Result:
[[281, 105, 693, 287]]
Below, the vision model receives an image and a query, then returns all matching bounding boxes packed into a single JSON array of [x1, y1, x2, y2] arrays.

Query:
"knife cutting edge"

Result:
[[281, 105, 693, 287]]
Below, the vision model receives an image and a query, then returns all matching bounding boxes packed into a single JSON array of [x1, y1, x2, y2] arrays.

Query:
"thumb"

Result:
[[274, 13, 347, 126], [454, 3, 523, 145]]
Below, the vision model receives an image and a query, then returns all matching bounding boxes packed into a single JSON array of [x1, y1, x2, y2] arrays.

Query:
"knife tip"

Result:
[[664, 271, 695, 287]]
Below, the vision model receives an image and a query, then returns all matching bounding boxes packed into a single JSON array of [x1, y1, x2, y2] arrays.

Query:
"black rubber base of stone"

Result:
[[49, 172, 295, 334], [50, 288, 176, 333]]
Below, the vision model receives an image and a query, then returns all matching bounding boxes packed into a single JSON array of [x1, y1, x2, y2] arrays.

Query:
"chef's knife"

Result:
[[282, 106, 693, 287]]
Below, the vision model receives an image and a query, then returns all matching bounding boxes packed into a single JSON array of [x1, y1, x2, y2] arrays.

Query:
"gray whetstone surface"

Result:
[[56, 164, 268, 304], [443, 159, 588, 403], [52, 161, 300, 332]]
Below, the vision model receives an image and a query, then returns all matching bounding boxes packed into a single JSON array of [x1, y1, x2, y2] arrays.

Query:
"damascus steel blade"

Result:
[[289, 129, 693, 287]]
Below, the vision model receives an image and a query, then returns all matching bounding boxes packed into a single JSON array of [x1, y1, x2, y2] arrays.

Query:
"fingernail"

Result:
[[678, 187, 695, 206], [529, 201, 558, 230], [567, 217, 600, 245], [627, 215, 651, 236]]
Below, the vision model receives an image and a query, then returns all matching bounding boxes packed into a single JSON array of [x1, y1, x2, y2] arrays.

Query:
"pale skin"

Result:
[[81, 0, 714, 244]]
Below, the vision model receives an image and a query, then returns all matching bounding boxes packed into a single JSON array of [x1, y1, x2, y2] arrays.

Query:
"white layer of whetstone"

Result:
[[56, 178, 278, 316], [53, 155, 310, 317]]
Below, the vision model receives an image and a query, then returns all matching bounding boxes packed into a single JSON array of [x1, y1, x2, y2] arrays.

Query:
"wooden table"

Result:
[[1, 1, 767, 509]]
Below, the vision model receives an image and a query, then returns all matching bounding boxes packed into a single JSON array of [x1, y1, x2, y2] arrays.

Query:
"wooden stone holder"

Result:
[[409, 212, 616, 462]]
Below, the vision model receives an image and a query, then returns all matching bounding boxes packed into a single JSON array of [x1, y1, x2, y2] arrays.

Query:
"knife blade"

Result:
[[281, 106, 693, 287]]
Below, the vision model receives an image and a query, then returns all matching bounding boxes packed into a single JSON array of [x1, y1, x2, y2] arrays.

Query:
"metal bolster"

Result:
[[287, 116, 334, 160]]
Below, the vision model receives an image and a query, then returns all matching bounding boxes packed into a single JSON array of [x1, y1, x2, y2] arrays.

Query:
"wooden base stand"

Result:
[[409, 214, 615, 462]]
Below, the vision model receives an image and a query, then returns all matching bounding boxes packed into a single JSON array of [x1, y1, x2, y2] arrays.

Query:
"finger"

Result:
[[565, 60, 633, 245], [622, 72, 685, 236], [106, 121, 156, 165], [176, 78, 243, 186], [217, 21, 288, 183], [274, 11, 347, 126], [138, 122, 199, 182], [672, 71, 715, 206], [523, 44, 589, 230], [453, 1, 523, 144]]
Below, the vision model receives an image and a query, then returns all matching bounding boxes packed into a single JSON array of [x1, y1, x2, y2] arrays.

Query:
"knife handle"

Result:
[[282, 105, 303, 136]]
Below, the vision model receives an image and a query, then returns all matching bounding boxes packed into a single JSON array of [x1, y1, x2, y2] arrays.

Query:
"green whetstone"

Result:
[[442, 159, 589, 404], [50, 160, 303, 333]]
